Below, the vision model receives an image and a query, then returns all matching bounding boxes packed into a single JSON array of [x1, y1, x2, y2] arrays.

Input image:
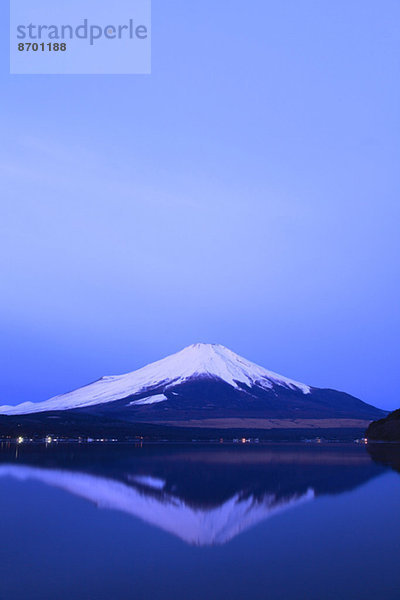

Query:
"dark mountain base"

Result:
[[77, 378, 385, 421], [366, 409, 400, 441], [0, 412, 366, 442]]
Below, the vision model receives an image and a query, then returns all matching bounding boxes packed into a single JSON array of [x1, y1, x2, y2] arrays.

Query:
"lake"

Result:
[[0, 442, 399, 600]]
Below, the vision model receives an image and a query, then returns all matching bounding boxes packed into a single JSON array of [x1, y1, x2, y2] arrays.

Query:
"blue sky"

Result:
[[1, 0, 399, 409]]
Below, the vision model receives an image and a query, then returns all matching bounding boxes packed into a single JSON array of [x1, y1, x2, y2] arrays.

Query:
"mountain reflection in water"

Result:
[[0, 443, 387, 546]]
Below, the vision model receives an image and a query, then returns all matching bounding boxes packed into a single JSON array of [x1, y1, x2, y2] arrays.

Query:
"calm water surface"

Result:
[[0, 442, 399, 600]]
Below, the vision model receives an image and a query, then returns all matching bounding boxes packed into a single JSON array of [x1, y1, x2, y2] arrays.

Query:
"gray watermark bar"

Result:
[[10, 0, 151, 74]]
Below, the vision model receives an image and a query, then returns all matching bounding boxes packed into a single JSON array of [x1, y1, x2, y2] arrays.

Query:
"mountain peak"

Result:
[[0, 343, 385, 423], [189, 342, 219, 347], [153, 343, 311, 393], [0, 343, 311, 415], [186, 342, 227, 353]]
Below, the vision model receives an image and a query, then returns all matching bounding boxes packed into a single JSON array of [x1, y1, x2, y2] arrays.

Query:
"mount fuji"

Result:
[[0, 343, 385, 436]]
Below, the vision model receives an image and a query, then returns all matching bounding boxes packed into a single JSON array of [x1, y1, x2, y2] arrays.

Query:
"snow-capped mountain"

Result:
[[0, 343, 310, 415], [0, 343, 384, 423]]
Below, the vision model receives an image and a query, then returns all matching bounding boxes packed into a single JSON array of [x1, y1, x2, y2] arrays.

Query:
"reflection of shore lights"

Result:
[[17, 437, 24, 444]]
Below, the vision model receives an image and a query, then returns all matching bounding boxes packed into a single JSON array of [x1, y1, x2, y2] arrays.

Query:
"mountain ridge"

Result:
[[0, 344, 385, 433], [0, 343, 311, 415]]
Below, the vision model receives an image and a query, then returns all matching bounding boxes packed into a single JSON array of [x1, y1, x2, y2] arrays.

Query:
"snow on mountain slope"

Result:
[[0, 464, 314, 546], [0, 343, 311, 416]]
